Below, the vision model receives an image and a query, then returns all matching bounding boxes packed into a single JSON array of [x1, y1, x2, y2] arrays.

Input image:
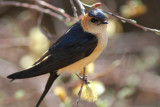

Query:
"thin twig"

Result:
[[80, 2, 92, 8], [75, 0, 85, 16], [79, 1, 160, 35], [76, 81, 84, 107], [70, 0, 78, 17], [104, 11, 160, 35], [81, 2, 102, 8], [0, 1, 64, 21], [76, 67, 86, 107], [35, 0, 74, 21]]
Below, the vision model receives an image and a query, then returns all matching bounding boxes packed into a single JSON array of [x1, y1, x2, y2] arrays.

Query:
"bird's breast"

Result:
[[58, 32, 108, 74]]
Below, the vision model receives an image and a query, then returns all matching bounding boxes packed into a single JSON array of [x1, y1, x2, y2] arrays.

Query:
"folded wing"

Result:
[[7, 21, 98, 79]]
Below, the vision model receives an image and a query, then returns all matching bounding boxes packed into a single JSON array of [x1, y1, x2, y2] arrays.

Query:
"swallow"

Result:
[[7, 8, 108, 107]]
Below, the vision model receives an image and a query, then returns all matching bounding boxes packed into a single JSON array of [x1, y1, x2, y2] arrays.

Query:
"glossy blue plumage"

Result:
[[88, 8, 107, 20]]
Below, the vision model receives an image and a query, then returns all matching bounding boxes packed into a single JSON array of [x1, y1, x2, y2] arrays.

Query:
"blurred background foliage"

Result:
[[0, 0, 160, 107]]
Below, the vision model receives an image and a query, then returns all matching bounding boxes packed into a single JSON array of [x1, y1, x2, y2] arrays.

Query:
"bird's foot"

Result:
[[75, 67, 88, 107], [76, 73, 88, 84]]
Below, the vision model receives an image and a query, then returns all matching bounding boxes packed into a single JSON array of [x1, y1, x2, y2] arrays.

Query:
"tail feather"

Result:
[[7, 65, 43, 79], [36, 72, 59, 107], [7, 60, 55, 79], [7, 53, 60, 107]]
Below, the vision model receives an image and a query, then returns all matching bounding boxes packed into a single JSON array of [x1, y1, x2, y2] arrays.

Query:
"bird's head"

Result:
[[81, 8, 108, 34]]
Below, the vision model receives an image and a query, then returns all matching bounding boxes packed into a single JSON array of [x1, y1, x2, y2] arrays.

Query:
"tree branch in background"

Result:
[[0, 1, 77, 23], [75, 0, 85, 16], [104, 11, 160, 35], [0, 1, 159, 35], [70, 0, 78, 17], [75, 68, 86, 107], [80, 2, 160, 35], [81, 2, 102, 8], [35, 0, 75, 21], [0, 1, 63, 20]]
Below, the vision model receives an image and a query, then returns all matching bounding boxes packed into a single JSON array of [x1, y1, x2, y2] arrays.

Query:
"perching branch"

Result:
[[65, 59, 122, 89], [76, 67, 87, 107]]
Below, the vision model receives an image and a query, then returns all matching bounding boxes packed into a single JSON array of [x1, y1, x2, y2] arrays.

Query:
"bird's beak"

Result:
[[101, 20, 108, 24], [97, 20, 108, 25]]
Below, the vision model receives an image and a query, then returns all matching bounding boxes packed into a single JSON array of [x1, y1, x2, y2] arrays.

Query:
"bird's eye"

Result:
[[90, 18, 98, 23]]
